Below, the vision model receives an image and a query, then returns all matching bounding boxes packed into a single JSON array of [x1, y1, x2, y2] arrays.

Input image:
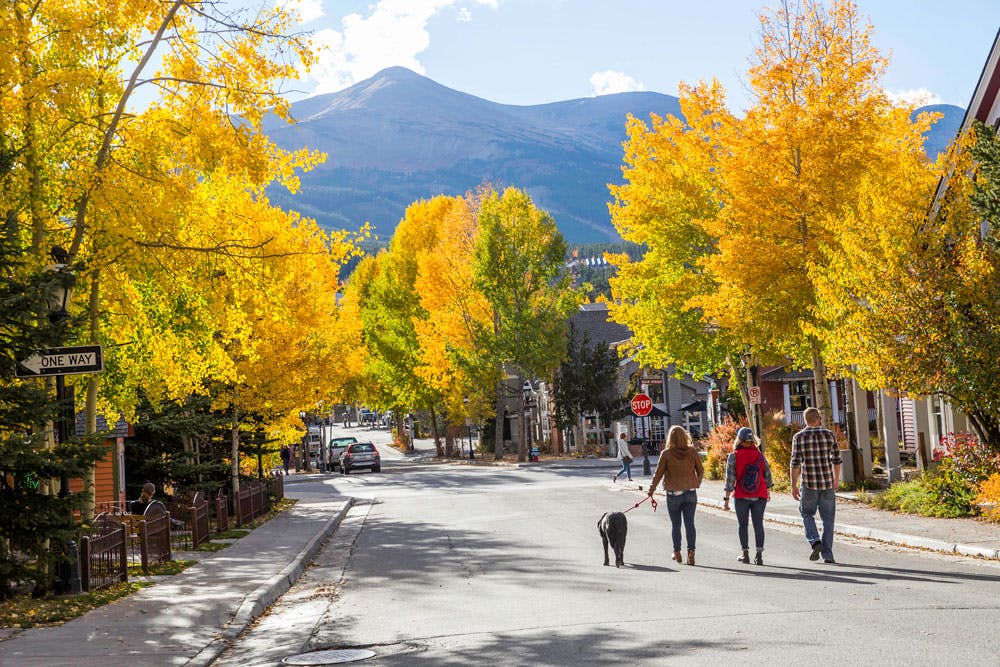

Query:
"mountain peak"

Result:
[[301, 66, 478, 121]]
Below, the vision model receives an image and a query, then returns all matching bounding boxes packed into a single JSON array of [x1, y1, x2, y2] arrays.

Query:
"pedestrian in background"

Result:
[[648, 425, 704, 565], [790, 407, 842, 564], [724, 426, 772, 565], [612, 432, 633, 482], [280, 444, 291, 474]]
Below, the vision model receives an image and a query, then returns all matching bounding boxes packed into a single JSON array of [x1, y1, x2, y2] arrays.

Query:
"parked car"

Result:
[[327, 436, 358, 472], [340, 442, 380, 474]]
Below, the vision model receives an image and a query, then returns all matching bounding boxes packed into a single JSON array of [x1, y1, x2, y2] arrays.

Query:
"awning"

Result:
[[679, 400, 706, 413], [635, 405, 669, 417], [760, 367, 815, 382]]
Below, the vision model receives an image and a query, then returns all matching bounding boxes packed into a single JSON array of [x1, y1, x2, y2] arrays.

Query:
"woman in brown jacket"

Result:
[[647, 425, 704, 565]]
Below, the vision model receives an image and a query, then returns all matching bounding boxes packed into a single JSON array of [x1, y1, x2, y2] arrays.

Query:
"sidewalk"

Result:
[[0, 494, 354, 667]]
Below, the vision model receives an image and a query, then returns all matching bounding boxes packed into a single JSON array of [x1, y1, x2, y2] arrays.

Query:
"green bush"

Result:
[[866, 467, 978, 518]]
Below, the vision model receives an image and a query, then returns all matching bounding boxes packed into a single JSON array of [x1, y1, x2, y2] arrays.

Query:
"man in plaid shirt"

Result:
[[790, 407, 842, 563]]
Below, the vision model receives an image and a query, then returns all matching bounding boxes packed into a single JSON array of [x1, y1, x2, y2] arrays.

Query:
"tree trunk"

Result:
[[809, 339, 833, 427], [430, 405, 444, 457], [494, 378, 505, 460]]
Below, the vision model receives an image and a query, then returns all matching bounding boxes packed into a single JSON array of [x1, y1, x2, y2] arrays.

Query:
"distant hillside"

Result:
[[265, 68, 965, 243]]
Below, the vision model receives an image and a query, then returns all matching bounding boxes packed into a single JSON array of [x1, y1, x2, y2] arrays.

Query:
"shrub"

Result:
[[939, 432, 1000, 484], [869, 478, 934, 514], [976, 473, 1000, 522], [701, 417, 747, 480], [865, 467, 978, 518]]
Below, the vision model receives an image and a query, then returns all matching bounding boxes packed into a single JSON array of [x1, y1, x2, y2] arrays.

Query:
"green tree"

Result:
[[552, 323, 627, 448], [472, 188, 581, 461], [0, 212, 104, 597], [815, 122, 1000, 449]]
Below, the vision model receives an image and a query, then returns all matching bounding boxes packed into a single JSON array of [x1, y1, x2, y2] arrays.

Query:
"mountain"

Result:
[[264, 67, 681, 243], [265, 68, 965, 243], [917, 104, 965, 158]]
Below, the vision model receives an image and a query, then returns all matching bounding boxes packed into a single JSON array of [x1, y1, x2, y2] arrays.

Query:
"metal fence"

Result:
[[167, 491, 211, 550], [80, 513, 128, 592], [214, 491, 230, 533], [124, 501, 172, 574], [235, 480, 267, 526]]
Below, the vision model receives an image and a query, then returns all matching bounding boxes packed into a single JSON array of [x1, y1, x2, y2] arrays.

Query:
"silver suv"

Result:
[[327, 436, 357, 472]]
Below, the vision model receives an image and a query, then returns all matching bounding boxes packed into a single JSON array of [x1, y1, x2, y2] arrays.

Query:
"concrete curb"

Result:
[[185, 498, 356, 667], [694, 496, 1000, 561]]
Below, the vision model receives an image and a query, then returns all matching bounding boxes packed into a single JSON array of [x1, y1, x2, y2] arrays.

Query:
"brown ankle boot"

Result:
[[687, 550, 695, 566], [672, 551, 682, 563]]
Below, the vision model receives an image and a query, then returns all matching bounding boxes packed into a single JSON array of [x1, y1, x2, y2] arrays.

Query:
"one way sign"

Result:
[[16, 345, 104, 377]]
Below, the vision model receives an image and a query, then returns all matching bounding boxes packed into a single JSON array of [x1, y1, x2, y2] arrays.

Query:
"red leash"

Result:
[[622, 495, 658, 514]]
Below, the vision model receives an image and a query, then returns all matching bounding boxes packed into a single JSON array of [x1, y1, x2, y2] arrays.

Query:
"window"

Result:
[[788, 380, 814, 412]]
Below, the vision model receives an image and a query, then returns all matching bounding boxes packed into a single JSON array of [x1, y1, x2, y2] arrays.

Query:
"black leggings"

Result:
[[734, 497, 767, 550]]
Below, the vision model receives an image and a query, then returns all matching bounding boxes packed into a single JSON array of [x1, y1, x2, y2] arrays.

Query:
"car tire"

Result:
[[373, 465, 381, 473]]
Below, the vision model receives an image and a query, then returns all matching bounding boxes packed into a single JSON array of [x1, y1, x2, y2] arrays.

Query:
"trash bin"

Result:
[[530, 446, 539, 462]]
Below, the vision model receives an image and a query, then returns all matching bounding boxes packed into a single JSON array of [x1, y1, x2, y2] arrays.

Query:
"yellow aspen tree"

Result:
[[414, 195, 497, 428], [2, 1, 328, 513], [611, 0, 938, 426]]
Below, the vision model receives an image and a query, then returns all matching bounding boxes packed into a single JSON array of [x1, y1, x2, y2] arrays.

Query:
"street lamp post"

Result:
[[46, 246, 81, 594]]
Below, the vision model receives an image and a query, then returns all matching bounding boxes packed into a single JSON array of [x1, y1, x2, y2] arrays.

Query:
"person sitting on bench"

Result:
[[129, 483, 156, 515]]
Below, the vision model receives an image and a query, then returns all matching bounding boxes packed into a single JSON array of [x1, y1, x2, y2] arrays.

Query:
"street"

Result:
[[214, 435, 1000, 666]]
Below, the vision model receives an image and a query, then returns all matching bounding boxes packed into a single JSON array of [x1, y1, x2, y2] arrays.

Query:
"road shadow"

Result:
[[625, 563, 675, 573], [314, 626, 815, 666]]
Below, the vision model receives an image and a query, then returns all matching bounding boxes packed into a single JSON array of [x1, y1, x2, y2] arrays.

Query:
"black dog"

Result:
[[598, 511, 628, 567]]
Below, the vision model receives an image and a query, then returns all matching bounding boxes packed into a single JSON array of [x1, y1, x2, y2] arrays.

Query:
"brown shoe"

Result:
[[672, 551, 682, 563], [687, 550, 695, 566]]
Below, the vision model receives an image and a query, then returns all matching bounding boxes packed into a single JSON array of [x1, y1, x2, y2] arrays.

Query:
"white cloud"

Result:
[[308, 1, 499, 95], [590, 70, 645, 96], [886, 87, 944, 108], [276, 0, 325, 24]]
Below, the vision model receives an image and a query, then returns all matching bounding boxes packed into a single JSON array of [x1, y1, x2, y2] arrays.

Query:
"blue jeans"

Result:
[[666, 490, 697, 552], [799, 487, 836, 559], [734, 497, 767, 551], [614, 459, 632, 480]]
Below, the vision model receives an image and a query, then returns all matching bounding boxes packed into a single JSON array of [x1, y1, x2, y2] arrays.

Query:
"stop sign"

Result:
[[630, 393, 653, 417]]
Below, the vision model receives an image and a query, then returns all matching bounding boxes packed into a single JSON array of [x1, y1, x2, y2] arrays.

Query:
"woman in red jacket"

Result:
[[723, 427, 773, 565]]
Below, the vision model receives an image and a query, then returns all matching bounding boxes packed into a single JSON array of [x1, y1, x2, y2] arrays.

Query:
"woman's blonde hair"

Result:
[[139, 482, 155, 502], [666, 425, 691, 450]]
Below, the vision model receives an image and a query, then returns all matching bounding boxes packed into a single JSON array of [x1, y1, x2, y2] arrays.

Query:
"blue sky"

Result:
[[278, 0, 1000, 111]]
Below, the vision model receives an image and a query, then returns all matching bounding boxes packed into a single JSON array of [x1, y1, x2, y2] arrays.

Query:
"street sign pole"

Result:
[[630, 393, 654, 475]]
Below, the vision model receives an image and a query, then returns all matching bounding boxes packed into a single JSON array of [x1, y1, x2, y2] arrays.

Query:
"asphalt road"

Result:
[[216, 457, 1000, 666]]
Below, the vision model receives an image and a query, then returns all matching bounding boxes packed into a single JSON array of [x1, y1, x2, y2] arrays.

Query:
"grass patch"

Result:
[[194, 541, 231, 552], [128, 559, 196, 577], [0, 581, 150, 629], [213, 529, 251, 540]]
